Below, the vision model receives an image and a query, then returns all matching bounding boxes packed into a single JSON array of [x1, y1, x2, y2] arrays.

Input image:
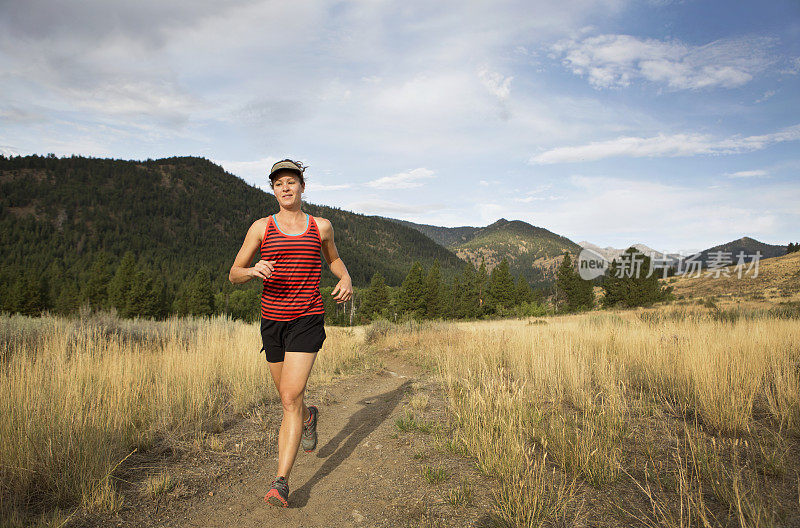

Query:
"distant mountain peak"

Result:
[[579, 236, 787, 268]]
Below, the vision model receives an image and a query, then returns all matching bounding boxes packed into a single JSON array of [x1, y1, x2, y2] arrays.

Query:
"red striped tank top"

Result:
[[260, 212, 326, 321]]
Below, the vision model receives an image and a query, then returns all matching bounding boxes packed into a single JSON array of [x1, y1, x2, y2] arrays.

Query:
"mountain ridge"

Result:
[[388, 216, 582, 288], [0, 155, 465, 294]]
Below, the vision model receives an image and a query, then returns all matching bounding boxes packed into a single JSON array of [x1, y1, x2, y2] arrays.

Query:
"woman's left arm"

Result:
[[318, 217, 353, 303]]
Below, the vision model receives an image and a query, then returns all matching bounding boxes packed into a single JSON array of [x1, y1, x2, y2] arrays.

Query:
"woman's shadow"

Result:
[[290, 379, 412, 507]]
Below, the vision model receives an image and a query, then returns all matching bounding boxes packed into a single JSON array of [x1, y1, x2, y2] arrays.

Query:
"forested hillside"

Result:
[[0, 155, 466, 320], [391, 217, 583, 287]]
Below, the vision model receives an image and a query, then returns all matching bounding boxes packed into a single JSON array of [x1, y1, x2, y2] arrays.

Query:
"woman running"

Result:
[[228, 159, 353, 508]]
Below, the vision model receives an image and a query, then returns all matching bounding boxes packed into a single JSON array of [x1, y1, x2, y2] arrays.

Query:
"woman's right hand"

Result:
[[250, 260, 276, 280]]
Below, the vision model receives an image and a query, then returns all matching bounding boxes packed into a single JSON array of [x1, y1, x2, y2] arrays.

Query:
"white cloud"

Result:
[[476, 202, 504, 224], [0, 107, 45, 124], [529, 124, 800, 164], [553, 33, 776, 90], [514, 194, 564, 202], [513, 184, 556, 201], [525, 183, 553, 194], [529, 175, 797, 252], [307, 183, 351, 191], [780, 57, 800, 75], [755, 90, 776, 103], [0, 0, 255, 47], [0, 145, 25, 157], [458, 172, 797, 253], [479, 179, 502, 187], [213, 157, 279, 182], [347, 199, 445, 215], [366, 168, 435, 189], [0, 0, 637, 158], [726, 169, 768, 178], [478, 68, 513, 100], [1, 0, 798, 257], [367, 73, 480, 125], [67, 79, 200, 121]]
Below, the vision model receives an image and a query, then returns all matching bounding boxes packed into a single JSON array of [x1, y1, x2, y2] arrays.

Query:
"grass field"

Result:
[[370, 305, 800, 527], [0, 311, 372, 527], [2, 303, 799, 527]]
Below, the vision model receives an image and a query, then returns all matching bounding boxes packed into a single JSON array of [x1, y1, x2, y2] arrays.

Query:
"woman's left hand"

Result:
[[331, 276, 353, 304]]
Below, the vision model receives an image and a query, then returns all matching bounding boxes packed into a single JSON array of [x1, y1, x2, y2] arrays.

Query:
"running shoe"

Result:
[[264, 476, 289, 507], [301, 405, 318, 453]]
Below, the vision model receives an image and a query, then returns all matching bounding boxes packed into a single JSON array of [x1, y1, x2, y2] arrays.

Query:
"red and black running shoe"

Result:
[[301, 405, 318, 453], [264, 476, 289, 507]]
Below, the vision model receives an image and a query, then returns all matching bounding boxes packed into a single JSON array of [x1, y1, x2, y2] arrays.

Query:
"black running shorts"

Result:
[[260, 313, 326, 363]]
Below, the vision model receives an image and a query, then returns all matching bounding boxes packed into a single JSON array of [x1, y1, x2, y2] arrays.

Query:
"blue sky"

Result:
[[1, 0, 798, 254]]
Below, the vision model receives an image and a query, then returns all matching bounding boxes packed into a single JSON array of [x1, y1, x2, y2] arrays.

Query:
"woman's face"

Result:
[[273, 172, 304, 207]]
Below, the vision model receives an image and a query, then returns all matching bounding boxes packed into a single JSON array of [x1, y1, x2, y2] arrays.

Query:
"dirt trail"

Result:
[[89, 349, 494, 528]]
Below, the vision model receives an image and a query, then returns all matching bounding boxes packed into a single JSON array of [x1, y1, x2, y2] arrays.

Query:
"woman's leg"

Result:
[[268, 360, 311, 424], [275, 351, 317, 479], [267, 360, 283, 388]]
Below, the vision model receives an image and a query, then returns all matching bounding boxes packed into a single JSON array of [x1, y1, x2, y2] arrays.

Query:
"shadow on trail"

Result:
[[290, 379, 412, 507]]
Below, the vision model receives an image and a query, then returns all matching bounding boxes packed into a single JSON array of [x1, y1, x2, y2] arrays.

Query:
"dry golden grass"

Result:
[[142, 470, 175, 499], [371, 309, 800, 527], [4, 306, 798, 527], [0, 311, 371, 526]]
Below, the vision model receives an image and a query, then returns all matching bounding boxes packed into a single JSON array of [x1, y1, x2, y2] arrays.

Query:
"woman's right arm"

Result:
[[229, 219, 274, 284]]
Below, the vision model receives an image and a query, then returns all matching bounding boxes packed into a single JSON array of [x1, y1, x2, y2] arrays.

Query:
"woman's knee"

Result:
[[279, 386, 304, 410]]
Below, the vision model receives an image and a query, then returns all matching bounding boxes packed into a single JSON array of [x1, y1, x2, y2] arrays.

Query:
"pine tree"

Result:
[[109, 251, 137, 313], [0, 276, 12, 313], [123, 270, 166, 318], [361, 271, 391, 320], [44, 261, 64, 311], [55, 280, 81, 315], [187, 268, 215, 316], [84, 251, 113, 309], [172, 283, 189, 316], [556, 253, 594, 312], [154, 277, 170, 319], [15, 270, 50, 316], [628, 250, 667, 306], [457, 263, 480, 318], [5, 272, 25, 314], [602, 247, 671, 308], [438, 277, 455, 319], [488, 258, 515, 311], [121, 269, 156, 317], [514, 277, 534, 305], [423, 259, 441, 319], [572, 276, 594, 311], [476, 260, 488, 315], [556, 253, 576, 311], [227, 288, 260, 322], [399, 261, 425, 318], [601, 258, 625, 308], [445, 275, 460, 319]]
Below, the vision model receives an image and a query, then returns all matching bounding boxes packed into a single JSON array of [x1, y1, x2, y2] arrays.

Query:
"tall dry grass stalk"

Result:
[[0, 312, 368, 522], [373, 309, 799, 525]]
